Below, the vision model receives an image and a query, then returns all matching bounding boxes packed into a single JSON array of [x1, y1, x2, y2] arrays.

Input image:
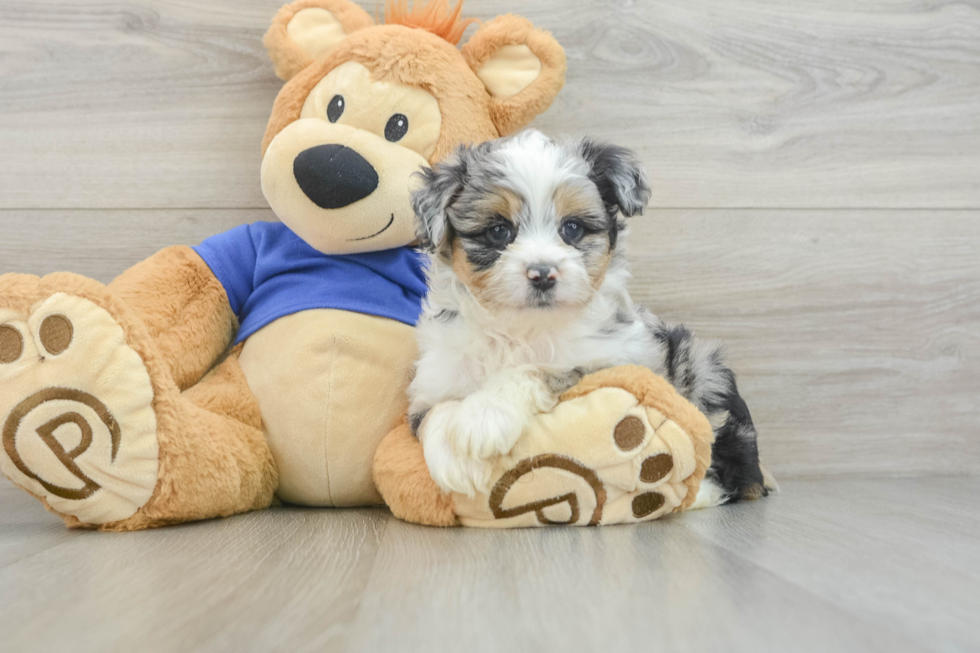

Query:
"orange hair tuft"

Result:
[[384, 0, 479, 45]]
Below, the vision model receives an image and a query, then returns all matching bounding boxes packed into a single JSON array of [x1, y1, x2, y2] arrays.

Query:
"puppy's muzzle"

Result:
[[293, 144, 379, 209], [527, 264, 559, 291]]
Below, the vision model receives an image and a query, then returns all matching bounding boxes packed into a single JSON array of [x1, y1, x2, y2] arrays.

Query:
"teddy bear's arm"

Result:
[[191, 224, 263, 327]]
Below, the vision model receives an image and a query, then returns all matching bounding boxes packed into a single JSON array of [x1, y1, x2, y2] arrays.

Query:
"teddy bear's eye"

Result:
[[327, 95, 345, 123], [385, 114, 409, 142]]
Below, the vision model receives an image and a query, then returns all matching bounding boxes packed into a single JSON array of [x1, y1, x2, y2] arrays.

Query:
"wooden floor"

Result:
[[0, 477, 976, 653]]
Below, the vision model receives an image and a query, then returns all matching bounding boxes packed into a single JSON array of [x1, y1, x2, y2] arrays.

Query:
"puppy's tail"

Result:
[[688, 461, 779, 511], [760, 461, 780, 495]]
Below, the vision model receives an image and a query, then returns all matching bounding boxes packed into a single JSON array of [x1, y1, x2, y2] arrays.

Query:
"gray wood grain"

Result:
[[681, 477, 980, 653], [0, 484, 82, 569], [0, 208, 270, 282], [2, 478, 977, 652], [346, 513, 927, 653], [628, 209, 980, 478], [3, 208, 977, 478], [347, 478, 980, 652], [0, 0, 281, 210], [0, 505, 389, 653], [1, 0, 978, 209]]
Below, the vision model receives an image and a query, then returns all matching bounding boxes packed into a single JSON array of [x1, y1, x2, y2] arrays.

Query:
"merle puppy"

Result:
[[408, 129, 774, 507]]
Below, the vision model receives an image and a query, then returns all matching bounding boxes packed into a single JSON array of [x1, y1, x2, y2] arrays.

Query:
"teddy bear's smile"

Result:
[[349, 213, 395, 241]]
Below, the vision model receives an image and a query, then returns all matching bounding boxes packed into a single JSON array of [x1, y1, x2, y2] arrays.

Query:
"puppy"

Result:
[[409, 130, 773, 508]]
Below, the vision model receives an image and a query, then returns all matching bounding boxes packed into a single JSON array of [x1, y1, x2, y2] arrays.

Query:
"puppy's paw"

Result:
[[420, 402, 492, 497], [453, 392, 526, 460]]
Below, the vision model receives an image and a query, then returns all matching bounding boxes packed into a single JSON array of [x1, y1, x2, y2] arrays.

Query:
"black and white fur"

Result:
[[409, 130, 774, 507]]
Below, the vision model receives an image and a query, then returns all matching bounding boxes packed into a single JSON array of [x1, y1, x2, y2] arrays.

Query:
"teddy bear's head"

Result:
[[260, 0, 566, 255]]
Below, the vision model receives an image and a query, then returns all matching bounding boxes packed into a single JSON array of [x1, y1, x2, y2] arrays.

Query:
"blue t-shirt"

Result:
[[194, 222, 427, 344]]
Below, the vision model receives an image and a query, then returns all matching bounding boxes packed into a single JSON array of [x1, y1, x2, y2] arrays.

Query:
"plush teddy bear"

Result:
[[0, 0, 568, 530]]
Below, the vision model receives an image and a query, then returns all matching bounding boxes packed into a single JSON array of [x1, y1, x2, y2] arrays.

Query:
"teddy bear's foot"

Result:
[[374, 420, 458, 527], [375, 366, 715, 528], [0, 275, 160, 525], [452, 378, 711, 528]]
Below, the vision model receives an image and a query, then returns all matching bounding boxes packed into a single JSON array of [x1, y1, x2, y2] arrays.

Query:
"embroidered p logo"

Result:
[[2, 388, 121, 501], [488, 454, 608, 526], [0, 293, 160, 525]]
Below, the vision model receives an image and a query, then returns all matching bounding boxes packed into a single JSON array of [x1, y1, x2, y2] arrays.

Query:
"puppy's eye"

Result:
[[327, 95, 345, 123], [385, 113, 409, 142], [485, 224, 513, 246], [560, 219, 585, 243]]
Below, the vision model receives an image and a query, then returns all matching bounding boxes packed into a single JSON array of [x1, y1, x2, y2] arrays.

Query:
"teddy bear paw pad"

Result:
[[453, 387, 701, 528], [0, 293, 159, 524]]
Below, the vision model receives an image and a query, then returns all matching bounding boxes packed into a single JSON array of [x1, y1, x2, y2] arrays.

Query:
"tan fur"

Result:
[[108, 246, 237, 392], [588, 249, 613, 290], [299, 61, 443, 159], [451, 239, 495, 304], [550, 183, 613, 289], [263, 25, 499, 159], [438, 186, 523, 267], [0, 274, 277, 531], [489, 187, 524, 223], [181, 349, 262, 431], [553, 183, 600, 220], [446, 188, 523, 307], [373, 421, 457, 526], [264, 0, 374, 81], [114, 361, 277, 531], [461, 15, 567, 135], [262, 4, 566, 159]]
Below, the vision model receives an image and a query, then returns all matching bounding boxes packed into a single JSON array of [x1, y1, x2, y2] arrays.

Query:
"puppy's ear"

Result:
[[412, 148, 469, 257], [577, 139, 651, 217]]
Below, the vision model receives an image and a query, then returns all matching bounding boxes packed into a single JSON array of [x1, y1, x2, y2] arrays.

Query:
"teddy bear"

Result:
[[0, 0, 569, 530]]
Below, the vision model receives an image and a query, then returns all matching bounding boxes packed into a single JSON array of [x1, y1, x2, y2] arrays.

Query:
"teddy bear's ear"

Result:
[[461, 15, 567, 136], [264, 0, 375, 81]]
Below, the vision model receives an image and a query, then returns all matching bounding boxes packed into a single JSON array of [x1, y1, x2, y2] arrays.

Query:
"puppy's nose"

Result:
[[293, 144, 379, 209], [527, 264, 558, 291]]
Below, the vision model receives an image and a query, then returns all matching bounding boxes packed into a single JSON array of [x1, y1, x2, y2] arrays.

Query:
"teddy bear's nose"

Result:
[[293, 144, 379, 209]]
